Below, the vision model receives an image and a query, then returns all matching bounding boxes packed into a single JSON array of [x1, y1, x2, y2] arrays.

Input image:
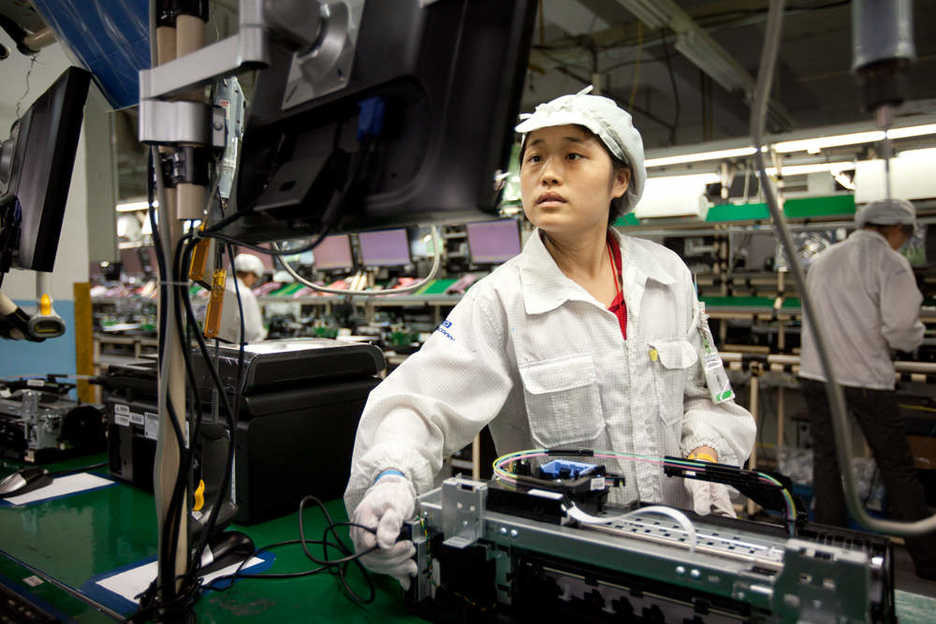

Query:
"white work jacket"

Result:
[[344, 228, 755, 514], [800, 229, 924, 389], [236, 277, 267, 344]]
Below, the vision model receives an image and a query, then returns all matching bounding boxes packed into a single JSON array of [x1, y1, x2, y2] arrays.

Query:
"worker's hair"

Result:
[[865, 222, 913, 233], [519, 125, 631, 226]]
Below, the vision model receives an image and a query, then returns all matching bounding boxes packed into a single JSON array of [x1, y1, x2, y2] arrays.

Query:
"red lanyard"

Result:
[[607, 241, 621, 300]]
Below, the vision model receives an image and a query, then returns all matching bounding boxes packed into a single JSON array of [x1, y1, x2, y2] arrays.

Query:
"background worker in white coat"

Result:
[[799, 198, 936, 579], [345, 88, 756, 588], [233, 253, 267, 344]]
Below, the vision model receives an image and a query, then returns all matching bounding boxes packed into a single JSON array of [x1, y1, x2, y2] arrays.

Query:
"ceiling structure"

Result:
[[3, 0, 935, 201], [523, 0, 936, 151]]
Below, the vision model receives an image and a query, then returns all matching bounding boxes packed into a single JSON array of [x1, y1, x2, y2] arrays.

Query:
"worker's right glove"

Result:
[[349, 473, 418, 590], [685, 479, 736, 518]]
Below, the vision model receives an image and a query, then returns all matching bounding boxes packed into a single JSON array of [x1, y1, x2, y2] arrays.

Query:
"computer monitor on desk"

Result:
[[312, 234, 355, 272], [467, 219, 522, 267], [358, 228, 411, 268]]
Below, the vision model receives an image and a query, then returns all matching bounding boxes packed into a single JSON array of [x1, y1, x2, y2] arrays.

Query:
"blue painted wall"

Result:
[[0, 300, 76, 382]]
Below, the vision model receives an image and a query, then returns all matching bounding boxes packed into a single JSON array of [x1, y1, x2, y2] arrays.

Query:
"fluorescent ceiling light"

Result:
[[889, 123, 936, 139], [644, 122, 936, 168], [764, 161, 854, 176], [646, 147, 756, 168], [774, 131, 884, 154], [116, 200, 158, 212], [646, 172, 720, 185], [774, 123, 936, 153]]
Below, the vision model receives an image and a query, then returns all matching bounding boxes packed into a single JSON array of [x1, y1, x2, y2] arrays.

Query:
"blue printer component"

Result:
[[538, 459, 598, 480]]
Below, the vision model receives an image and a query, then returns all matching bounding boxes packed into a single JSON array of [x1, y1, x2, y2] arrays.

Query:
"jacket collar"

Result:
[[519, 228, 675, 315], [850, 229, 890, 246]]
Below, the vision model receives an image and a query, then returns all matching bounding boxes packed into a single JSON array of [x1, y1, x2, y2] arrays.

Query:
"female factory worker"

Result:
[[345, 87, 756, 588]]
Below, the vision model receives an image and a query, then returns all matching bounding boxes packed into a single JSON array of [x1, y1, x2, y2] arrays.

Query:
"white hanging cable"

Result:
[[273, 225, 444, 296], [751, 0, 936, 536]]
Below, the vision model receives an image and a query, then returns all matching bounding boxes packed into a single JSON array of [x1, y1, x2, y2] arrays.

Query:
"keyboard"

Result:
[[0, 582, 60, 624]]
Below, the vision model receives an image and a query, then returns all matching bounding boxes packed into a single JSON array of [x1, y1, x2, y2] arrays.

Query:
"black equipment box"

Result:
[[98, 338, 384, 523]]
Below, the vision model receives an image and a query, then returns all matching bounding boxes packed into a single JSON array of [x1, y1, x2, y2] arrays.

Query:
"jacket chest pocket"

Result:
[[518, 354, 604, 447], [649, 340, 697, 429]]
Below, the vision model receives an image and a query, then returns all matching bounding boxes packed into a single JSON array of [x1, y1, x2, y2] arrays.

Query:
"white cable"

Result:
[[568, 504, 698, 553], [274, 225, 444, 297], [752, 0, 936, 537]]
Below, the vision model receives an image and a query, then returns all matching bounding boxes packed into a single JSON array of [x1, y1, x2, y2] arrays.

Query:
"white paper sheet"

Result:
[[96, 557, 265, 604], [2, 473, 115, 506]]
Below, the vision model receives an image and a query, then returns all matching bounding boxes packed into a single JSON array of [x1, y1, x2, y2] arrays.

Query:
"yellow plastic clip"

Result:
[[193, 479, 205, 511], [39, 294, 52, 316], [649, 347, 658, 362], [189, 232, 212, 284], [688, 452, 717, 463], [203, 269, 227, 338]]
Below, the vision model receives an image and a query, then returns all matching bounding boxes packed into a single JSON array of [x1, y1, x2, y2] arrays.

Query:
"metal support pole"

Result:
[[746, 367, 760, 517], [777, 386, 785, 453], [152, 0, 190, 595]]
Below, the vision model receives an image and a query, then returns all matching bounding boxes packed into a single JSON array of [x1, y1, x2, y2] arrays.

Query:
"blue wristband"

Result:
[[375, 469, 404, 483]]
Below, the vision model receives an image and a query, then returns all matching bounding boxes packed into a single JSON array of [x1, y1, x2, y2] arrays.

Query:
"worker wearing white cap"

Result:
[[233, 253, 267, 343], [345, 87, 755, 588], [800, 198, 936, 579]]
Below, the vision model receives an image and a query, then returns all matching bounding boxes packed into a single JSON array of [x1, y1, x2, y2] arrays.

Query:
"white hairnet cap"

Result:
[[855, 198, 916, 228], [515, 86, 646, 213], [234, 253, 265, 279]]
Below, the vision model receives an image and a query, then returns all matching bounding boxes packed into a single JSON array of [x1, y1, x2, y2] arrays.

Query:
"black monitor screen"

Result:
[[0, 66, 91, 273], [467, 219, 522, 265], [359, 229, 410, 267], [313, 234, 354, 270], [229, 0, 537, 244]]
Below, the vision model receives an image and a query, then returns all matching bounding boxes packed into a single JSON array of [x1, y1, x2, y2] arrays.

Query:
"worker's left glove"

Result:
[[685, 480, 735, 517]]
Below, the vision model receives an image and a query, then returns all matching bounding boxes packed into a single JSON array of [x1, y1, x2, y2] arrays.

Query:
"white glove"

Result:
[[349, 474, 418, 590], [685, 480, 736, 518]]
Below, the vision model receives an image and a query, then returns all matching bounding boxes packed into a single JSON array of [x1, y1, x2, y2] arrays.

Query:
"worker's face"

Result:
[[520, 125, 629, 236], [240, 272, 258, 288], [885, 224, 914, 251]]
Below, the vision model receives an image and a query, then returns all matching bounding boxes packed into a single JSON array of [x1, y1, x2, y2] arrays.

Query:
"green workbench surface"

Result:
[[0, 455, 419, 623], [4, 456, 936, 622]]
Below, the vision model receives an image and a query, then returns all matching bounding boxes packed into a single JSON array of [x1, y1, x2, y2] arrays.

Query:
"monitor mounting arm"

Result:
[[138, 0, 363, 604]]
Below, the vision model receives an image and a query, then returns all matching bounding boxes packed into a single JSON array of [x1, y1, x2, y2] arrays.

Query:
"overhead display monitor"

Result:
[[229, 0, 537, 243], [466, 219, 522, 265], [312, 234, 354, 270], [358, 229, 410, 267]]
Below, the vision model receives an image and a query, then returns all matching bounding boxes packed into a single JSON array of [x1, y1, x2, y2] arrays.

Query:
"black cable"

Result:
[[173, 232, 243, 588], [203, 496, 379, 606], [144, 148, 194, 614], [131, 90, 372, 619], [661, 32, 680, 146], [172, 237, 212, 574], [48, 461, 108, 477]]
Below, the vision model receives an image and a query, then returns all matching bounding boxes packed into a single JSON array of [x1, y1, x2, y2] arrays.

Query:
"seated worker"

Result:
[[233, 253, 268, 343], [799, 198, 936, 579], [345, 88, 756, 588]]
